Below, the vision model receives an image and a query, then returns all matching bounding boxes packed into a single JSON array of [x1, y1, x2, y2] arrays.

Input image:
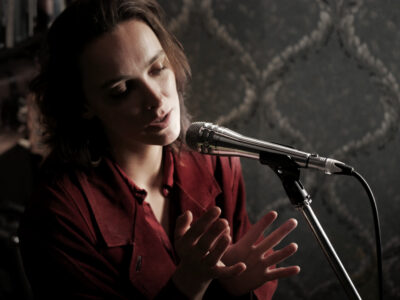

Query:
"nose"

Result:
[[141, 80, 164, 111]]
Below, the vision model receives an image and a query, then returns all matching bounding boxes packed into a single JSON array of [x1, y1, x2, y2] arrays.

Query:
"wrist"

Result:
[[209, 279, 255, 299], [218, 277, 247, 297], [172, 265, 212, 300]]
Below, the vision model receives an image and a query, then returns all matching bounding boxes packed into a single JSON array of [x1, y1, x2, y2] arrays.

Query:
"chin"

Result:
[[165, 119, 181, 143], [151, 126, 181, 146], [163, 129, 180, 146]]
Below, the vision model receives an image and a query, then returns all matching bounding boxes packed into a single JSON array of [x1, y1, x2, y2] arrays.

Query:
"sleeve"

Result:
[[18, 183, 188, 300], [213, 156, 278, 300]]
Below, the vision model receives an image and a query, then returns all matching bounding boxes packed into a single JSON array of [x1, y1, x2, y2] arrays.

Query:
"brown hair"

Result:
[[31, 0, 191, 169]]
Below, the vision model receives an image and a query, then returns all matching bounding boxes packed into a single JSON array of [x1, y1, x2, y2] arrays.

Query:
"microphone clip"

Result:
[[260, 151, 311, 207]]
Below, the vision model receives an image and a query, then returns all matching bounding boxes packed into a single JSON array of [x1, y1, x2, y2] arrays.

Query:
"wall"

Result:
[[158, 0, 400, 299]]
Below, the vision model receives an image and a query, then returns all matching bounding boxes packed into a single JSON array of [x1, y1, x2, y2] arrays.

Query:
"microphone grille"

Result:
[[185, 122, 206, 150]]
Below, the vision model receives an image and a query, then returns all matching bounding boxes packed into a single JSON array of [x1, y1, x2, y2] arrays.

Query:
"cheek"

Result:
[[91, 106, 139, 134], [172, 105, 181, 134], [92, 96, 141, 120], [163, 70, 179, 96]]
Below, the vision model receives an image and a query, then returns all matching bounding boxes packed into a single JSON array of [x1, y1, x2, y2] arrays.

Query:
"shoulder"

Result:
[[19, 158, 100, 246], [34, 159, 85, 206], [22, 154, 96, 231]]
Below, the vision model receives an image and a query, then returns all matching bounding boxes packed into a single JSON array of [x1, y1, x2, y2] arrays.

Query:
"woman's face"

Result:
[[80, 20, 181, 152]]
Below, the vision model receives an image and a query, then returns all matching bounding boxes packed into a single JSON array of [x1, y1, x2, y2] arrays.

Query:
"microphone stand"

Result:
[[259, 151, 362, 300]]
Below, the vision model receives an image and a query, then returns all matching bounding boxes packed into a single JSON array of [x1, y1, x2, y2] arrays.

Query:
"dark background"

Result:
[[158, 0, 400, 299], [0, 0, 399, 299]]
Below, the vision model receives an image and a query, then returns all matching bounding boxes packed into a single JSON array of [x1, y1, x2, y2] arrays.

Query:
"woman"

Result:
[[19, 0, 300, 299]]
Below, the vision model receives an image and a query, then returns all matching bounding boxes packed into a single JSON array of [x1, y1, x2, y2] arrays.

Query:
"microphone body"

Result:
[[185, 122, 353, 175]]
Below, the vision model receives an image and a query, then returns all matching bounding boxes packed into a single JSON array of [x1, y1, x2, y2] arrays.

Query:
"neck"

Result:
[[111, 143, 164, 191]]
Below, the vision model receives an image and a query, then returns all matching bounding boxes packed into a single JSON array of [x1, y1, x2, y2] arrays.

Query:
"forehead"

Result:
[[80, 20, 163, 78]]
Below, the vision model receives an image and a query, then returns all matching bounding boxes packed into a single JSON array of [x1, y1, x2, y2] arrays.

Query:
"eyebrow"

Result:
[[100, 49, 166, 89]]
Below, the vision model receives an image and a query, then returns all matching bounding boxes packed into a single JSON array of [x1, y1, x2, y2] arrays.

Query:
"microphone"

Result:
[[185, 122, 354, 175]]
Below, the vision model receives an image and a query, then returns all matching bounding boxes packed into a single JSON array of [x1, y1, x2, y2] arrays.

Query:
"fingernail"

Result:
[[210, 206, 221, 217]]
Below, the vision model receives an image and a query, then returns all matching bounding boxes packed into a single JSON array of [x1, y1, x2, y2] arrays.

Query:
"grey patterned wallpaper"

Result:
[[158, 0, 400, 299]]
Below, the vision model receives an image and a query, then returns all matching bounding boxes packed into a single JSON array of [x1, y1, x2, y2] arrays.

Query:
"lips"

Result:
[[147, 110, 172, 130]]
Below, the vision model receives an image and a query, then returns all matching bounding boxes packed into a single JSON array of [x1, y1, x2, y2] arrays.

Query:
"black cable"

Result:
[[348, 170, 383, 300]]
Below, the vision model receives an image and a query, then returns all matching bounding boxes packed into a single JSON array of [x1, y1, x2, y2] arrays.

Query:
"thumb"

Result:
[[174, 210, 193, 241], [214, 262, 247, 279]]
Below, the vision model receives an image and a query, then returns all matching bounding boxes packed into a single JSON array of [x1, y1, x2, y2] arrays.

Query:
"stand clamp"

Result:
[[260, 151, 362, 300]]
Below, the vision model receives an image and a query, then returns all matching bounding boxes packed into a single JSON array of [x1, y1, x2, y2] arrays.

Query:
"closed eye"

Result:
[[108, 84, 128, 99], [149, 65, 166, 76], [108, 81, 137, 99], [149, 58, 169, 76]]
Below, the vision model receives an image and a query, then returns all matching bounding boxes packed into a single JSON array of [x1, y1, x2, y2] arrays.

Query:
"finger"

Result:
[[264, 265, 301, 281], [180, 207, 221, 246], [196, 219, 230, 255], [212, 262, 247, 279], [237, 211, 278, 249], [254, 218, 298, 256], [203, 233, 231, 266], [263, 243, 298, 267], [174, 210, 193, 242]]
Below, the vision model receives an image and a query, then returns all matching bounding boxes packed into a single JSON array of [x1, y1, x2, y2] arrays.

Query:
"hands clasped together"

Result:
[[172, 207, 300, 299]]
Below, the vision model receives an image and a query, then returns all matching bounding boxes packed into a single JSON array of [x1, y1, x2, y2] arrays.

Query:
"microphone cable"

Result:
[[186, 122, 383, 299], [343, 170, 383, 300]]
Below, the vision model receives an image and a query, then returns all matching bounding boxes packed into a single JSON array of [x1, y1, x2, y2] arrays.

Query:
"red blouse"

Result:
[[19, 148, 277, 299]]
